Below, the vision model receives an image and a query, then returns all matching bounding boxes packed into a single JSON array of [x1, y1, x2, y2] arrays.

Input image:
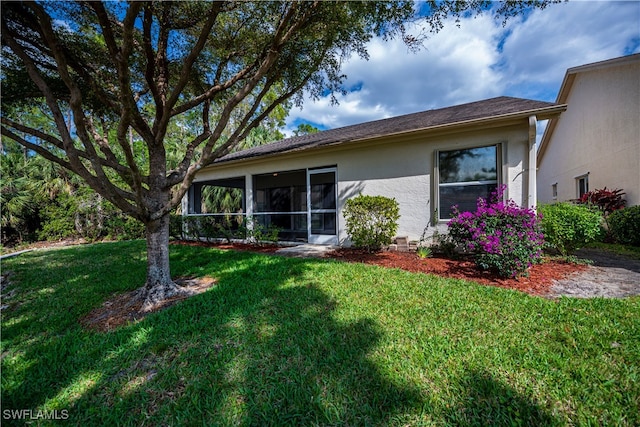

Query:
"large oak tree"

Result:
[[1, 1, 557, 309]]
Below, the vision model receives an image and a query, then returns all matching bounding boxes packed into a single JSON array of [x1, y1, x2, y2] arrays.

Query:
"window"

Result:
[[552, 183, 558, 199], [437, 145, 499, 220], [576, 174, 589, 198]]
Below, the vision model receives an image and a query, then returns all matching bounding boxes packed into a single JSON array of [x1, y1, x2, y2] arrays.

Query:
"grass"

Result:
[[1, 241, 639, 426], [586, 241, 640, 260]]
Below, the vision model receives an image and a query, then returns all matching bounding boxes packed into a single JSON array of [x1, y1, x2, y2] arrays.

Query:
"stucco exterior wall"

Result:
[[538, 58, 640, 205], [193, 124, 532, 245]]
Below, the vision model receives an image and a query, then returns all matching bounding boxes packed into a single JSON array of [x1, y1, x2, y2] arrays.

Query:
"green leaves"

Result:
[[344, 194, 401, 252], [608, 206, 640, 247], [539, 203, 604, 256]]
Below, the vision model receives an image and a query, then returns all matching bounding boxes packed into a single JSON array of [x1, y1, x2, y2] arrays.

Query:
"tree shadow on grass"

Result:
[[2, 245, 423, 425], [240, 283, 421, 425], [442, 369, 560, 426], [143, 250, 423, 425]]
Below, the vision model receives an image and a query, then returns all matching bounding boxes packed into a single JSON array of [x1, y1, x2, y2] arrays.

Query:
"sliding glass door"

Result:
[[307, 168, 337, 244]]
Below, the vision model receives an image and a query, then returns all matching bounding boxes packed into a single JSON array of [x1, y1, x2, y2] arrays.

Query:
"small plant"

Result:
[[430, 229, 457, 258], [447, 185, 544, 278], [538, 202, 603, 256], [181, 216, 204, 241], [343, 194, 400, 252], [169, 215, 185, 239], [416, 246, 432, 259], [243, 216, 280, 245], [608, 206, 640, 247], [104, 214, 145, 241], [415, 225, 434, 258]]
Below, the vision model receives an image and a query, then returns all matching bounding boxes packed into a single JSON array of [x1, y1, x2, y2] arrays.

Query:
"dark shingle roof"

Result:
[[217, 96, 564, 164]]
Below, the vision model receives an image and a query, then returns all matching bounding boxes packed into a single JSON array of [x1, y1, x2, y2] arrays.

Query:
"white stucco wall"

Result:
[[538, 57, 640, 206], [193, 124, 532, 245]]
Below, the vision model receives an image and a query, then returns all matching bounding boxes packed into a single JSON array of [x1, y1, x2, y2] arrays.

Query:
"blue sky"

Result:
[[284, 0, 640, 138]]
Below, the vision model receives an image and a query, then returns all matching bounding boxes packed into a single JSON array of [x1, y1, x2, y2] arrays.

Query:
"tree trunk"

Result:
[[141, 214, 191, 311]]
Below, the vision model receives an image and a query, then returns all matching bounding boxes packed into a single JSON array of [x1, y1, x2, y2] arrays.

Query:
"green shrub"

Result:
[[538, 203, 603, 256], [169, 215, 185, 239], [343, 194, 400, 252], [608, 206, 640, 247], [244, 216, 280, 245], [179, 216, 212, 241], [104, 214, 145, 241], [37, 191, 146, 242], [37, 194, 77, 241]]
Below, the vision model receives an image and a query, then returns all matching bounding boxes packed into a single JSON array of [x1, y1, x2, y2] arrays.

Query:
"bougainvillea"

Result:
[[447, 186, 544, 278]]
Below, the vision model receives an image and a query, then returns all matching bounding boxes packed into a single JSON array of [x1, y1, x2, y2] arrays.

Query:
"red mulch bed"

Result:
[[328, 248, 586, 296], [172, 240, 586, 296], [80, 276, 218, 332]]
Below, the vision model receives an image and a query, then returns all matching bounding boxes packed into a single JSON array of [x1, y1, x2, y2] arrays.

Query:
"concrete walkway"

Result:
[[548, 248, 640, 298], [275, 244, 337, 258], [0, 249, 34, 260]]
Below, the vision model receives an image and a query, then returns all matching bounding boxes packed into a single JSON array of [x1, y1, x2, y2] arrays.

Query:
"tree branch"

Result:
[[0, 126, 73, 171], [142, 5, 163, 113], [115, 112, 147, 208], [165, 3, 223, 107], [1, 14, 88, 176], [89, 1, 154, 143], [164, 101, 212, 188]]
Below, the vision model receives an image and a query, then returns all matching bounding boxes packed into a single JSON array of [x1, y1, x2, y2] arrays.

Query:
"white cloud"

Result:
[[284, 1, 640, 135], [499, 0, 640, 99], [352, 14, 505, 110]]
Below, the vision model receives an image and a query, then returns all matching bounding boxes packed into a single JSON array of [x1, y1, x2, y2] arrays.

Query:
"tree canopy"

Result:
[[3, 1, 419, 223]]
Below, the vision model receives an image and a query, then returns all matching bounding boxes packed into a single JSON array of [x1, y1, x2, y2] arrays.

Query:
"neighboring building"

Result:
[[186, 96, 565, 246], [537, 54, 640, 206]]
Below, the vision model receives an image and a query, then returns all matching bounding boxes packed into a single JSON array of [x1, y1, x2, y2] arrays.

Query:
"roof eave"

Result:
[[211, 104, 566, 169]]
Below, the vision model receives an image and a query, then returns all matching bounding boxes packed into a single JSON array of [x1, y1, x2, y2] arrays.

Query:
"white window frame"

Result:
[[575, 173, 589, 199]]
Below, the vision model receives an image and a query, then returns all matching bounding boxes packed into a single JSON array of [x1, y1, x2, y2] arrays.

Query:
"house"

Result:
[[537, 54, 640, 206], [185, 96, 565, 246]]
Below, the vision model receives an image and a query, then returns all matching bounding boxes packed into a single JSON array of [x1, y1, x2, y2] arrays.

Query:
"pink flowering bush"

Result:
[[447, 186, 544, 278]]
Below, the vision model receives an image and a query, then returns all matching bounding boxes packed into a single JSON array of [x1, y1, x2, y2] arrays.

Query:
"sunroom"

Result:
[[186, 167, 338, 244], [183, 97, 566, 246]]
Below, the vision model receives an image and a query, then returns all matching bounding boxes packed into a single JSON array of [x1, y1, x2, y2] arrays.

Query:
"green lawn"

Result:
[[585, 241, 640, 260], [1, 241, 638, 426]]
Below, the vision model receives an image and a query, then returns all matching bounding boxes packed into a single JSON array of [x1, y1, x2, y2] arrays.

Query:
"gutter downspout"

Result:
[[528, 115, 537, 210]]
